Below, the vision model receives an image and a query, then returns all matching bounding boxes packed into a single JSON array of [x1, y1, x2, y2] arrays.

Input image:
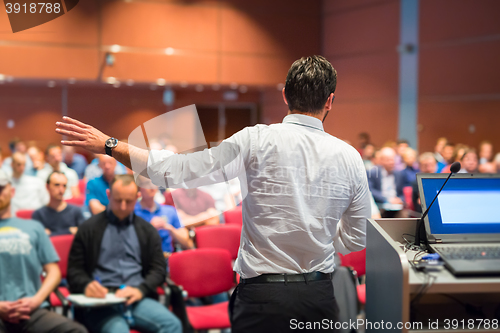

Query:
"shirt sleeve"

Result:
[[34, 222, 60, 265], [31, 210, 44, 226], [167, 207, 182, 229], [147, 127, 253, 189], [85, 180, 97, 206], [333, 160, 371, 255]]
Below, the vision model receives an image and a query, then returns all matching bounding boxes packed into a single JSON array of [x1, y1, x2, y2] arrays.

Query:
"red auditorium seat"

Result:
[[78, 179, 86, 195], [195, 224, 241, 260], [49, 234, 74, 316], [65, 196, 85, 206], [339, 249, 366, 305], [16, 210, 34, 219], [223, 206, 242, 226], [403, 185, 414, 211], [169, 248, 233, 331]]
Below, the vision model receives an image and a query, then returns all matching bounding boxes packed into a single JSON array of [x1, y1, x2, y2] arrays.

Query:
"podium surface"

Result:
[[366, 218, 500, 333]]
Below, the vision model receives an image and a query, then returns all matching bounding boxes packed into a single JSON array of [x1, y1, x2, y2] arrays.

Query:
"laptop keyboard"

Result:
[[435, 246, 500, 260]]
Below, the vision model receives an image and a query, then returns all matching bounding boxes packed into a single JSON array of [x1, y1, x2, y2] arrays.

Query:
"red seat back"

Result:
[[403, 185, 414, 211], [195, 225, 241, 260], [223, 206, 242, 226], [78, 179, 87, 196], [65, 196, 85, 207], [50, 234, 75, 278], [16, 210, 34, 219], [169, 248, 233, 298], [339, 248, 366, 277]]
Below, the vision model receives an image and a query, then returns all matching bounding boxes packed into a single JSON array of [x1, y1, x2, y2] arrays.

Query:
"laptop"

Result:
[[417, 173, 500, 276]]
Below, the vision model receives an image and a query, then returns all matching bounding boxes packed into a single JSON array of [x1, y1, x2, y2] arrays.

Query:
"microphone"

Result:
[[414, 161, 461, 250]]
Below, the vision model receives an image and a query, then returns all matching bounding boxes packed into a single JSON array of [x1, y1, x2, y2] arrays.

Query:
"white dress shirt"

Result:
[[148, 114, 370, 278], [11, 175, 49, 215]]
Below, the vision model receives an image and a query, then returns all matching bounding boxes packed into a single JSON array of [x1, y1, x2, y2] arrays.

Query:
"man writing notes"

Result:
[[56, 55, 371, 333]]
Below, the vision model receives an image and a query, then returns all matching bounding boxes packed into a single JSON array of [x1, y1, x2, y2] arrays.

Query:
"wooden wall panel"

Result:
[[101, 2, 219, 51], [420, 0, 500, 44], [322, 0, 399, 148], [104, 52, 218, 83], [323, 0, 399, 56], [0, 46, 99, 79], [418, 100, 500, 152], [418, 0, 500, 152], [0, 87, 62, 153], [419, 41, 500, 96]]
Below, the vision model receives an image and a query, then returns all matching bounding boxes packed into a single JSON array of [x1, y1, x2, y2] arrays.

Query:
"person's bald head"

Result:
[[418, 152, 437, 173], [379, 147, 396, 173], [98, 154, 117, 181], [12, 152, 26, 178]]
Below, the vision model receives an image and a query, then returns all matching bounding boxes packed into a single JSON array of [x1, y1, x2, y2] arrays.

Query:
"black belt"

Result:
[[240, 271, 332, 284]]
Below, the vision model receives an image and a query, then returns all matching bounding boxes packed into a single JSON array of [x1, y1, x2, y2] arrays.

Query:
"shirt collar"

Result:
[[106, 207, 134, 226], [136, 201, 160, 214], [282, 114, 324, 132]]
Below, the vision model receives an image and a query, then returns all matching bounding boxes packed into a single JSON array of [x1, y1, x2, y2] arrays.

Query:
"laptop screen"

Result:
[[419, 175, 500, 235]]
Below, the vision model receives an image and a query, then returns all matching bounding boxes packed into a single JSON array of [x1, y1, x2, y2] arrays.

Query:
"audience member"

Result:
[[357, 132, 371, 154], [199, 180, 241, 215], [135, 178, 193, 255], [479, 162, 497, 173], [478, 140, 494, 165], [84, 155, 127, 181], [37, 145, 80, 199], [62, 146, 88, 180], [434, 137, 447, 164], [165, 188, 219, 227], [394, 139, 409, 171], [68, 174, 182, 333], [371, 148, 382, 167], [85, 154, 116, 215], [441, 144, 468, 173], [494, 153, 500, 173], [2, 139, 35, 177], [32, 171, 85, 236], [411, 152, 437, 213], [26, 146, 46, 175], [459, 149, 479, 174], [401, 147, 419, 184], [437, 143, 455, 172], [362, 144, 376, 170], [0, 170, 87, 333], [367, 147, 407, 216], [10, 152, 49, 216]]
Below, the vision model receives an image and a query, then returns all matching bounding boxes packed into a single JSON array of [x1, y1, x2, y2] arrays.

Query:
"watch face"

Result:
[[106, 137, 118, 148]]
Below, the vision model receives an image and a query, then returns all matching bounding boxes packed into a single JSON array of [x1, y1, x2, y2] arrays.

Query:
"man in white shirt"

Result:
[[56, 55, 371, 332], [10, 152, 49, 216], [37, 145, 80, 199]]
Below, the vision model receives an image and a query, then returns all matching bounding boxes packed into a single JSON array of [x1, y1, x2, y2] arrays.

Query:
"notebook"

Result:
[[417, 173, 500, 276]]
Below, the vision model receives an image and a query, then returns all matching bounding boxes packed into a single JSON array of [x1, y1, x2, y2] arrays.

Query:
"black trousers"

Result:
[[229, 279, 339, 333]]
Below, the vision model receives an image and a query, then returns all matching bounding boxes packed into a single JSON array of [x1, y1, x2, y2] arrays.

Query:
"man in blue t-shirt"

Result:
[[0, 170, 87, 333], [85, 155, 116, 215], [134, 179, 193, 256]]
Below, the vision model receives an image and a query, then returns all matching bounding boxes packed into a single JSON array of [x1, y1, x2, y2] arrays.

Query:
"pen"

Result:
[[94, 275, 102, 284]]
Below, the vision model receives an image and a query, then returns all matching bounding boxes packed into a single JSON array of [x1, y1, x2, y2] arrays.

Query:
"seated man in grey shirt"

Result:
[[67, 174, 181, 333], [32, 171, 85, 236]]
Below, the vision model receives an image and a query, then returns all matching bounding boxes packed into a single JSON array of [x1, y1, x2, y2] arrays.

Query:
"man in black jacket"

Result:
[[67, 174, 181, 333]]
